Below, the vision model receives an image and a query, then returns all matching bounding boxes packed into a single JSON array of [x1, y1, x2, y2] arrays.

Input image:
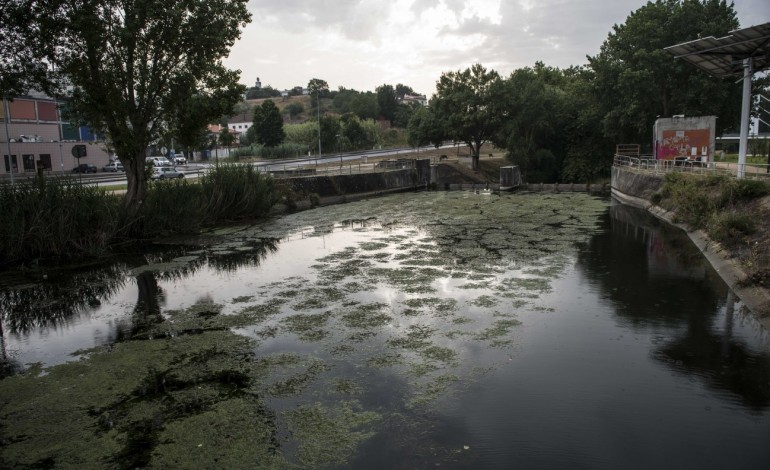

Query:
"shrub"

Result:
[[0, 177, 122, 264], [709, 211, 755, 244]]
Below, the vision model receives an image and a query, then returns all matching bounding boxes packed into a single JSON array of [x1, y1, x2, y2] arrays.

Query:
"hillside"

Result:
[[243, 95, 330, 124]]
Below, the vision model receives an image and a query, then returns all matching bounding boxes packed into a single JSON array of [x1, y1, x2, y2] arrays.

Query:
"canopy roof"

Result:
[[664, 22, 770, 77]]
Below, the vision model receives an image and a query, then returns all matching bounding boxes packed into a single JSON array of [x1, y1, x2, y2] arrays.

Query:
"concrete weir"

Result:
[[611, 166, 770, 327]]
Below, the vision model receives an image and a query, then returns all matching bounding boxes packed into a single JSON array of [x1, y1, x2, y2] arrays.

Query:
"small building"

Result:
[[654, 115, 716, 162]]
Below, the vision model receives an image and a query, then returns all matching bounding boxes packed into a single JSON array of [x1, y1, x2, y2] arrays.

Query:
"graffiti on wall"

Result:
[[657, 129, 711, 160]]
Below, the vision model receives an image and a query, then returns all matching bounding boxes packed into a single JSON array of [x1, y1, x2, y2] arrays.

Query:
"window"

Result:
[[39, 154, 52, 170], [23, 154, 36, 171], [4, 155, 17, 173]]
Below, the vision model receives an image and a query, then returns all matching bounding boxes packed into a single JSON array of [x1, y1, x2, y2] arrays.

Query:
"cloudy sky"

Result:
[[226, 0, 770, 97]]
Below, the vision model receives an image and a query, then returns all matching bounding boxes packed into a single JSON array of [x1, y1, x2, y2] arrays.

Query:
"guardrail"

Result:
[[613, 155, 770, 180]]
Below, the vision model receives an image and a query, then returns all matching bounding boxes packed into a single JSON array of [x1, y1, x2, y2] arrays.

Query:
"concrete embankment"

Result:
[[611, 166, 770, 328]]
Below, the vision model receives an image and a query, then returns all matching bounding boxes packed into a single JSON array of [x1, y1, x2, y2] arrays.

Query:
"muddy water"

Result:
[[1, 192, 769, 469]]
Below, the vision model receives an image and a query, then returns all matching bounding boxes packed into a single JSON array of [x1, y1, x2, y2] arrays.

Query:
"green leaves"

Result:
[[252, 99, 286, 148]]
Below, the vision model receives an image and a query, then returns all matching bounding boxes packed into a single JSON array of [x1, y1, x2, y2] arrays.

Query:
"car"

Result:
[[148, 156, 173, 167], [72, 163, 97, 173], [151, 166, 185, 180], [174, 155, 187, 165], [102, 161, 124, 172]]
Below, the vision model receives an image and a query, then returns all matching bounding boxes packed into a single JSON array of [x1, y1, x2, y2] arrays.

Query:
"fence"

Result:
[[613, 154, 770, 180], [256, 157, 418, 179]]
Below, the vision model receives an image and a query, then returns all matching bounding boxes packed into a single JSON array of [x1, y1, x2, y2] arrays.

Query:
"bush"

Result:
[[0, 177, 122, 264], [709, 211, 755, 244], [0, 165, 281, 265]]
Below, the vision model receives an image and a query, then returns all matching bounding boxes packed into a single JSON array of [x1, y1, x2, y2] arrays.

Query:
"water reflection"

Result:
[[0, 238, 280, 368], [577, 202, 770, 410]]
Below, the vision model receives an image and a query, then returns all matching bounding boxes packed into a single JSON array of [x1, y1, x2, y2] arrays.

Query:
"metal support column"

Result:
[[738, 58, 753, 178]]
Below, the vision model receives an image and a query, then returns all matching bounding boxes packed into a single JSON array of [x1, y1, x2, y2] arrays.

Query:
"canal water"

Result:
[[1, 192, 769, 469]]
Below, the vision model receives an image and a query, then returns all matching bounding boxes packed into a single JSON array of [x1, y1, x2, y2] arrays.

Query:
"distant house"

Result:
[[227, 113, 252, 134], [400, 93, 427, 107]]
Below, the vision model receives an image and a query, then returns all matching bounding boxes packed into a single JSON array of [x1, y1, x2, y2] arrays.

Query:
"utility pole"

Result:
[[3, 96, 15, 184]]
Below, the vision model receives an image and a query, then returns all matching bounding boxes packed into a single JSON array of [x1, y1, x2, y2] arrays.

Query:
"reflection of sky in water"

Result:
[[3, 193, 770, 468]]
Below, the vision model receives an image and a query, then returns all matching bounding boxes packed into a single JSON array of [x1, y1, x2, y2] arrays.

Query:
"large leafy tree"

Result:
[[407, 107, 445, 149], [588, 0, 741, 145], [430, 64, 503, 169], [26, 0, 250, 217], [252, 99, 285, 147], [0, 0, 62, 97], [376, 84, 397, 124]]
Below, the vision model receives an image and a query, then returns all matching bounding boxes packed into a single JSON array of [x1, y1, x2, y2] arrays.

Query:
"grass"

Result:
[[0, 165, 281, 265]]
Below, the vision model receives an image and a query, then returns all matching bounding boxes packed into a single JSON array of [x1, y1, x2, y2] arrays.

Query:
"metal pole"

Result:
[[317, 92, 322, 157], [3, 96, 15, 184], [737, 58, 752, 179]]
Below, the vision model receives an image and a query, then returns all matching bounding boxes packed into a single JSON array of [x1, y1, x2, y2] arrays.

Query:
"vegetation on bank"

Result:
[[0, 165, 280, 266], [651, 173, 770, 285]]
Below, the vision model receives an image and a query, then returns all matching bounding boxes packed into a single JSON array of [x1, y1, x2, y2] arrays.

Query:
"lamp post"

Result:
[[316, 91, 322, 158], [3, 96, 14, 184]]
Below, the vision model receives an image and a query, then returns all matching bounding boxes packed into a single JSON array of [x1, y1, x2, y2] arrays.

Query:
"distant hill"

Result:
[[240, 95, 331, 124]]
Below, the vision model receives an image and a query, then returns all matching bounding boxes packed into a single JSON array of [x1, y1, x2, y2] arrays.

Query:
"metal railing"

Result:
[[613, 154, 770, 180], [256, 158, 418, 179]]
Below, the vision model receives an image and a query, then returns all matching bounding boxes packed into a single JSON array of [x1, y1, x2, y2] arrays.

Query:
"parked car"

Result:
[[148, 156, 173, 167], [151, 166, 185, 180], [174, 155, 187, 165], [72, 163, 97, 173], [102, 161, 124, 172]]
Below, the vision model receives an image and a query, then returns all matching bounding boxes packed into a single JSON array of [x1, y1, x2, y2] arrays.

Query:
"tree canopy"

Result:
[[430, 64, 504, 169], [587, 0, 741, 144], [253, 100, 286, 147], [15, 0, 250, 218]]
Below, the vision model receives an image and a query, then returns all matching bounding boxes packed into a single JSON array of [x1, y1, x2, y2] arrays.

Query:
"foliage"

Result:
[[230, 143, 308, 160], [430, 64, 503, 169], [350, 92, 379, 121], [219, 127, 237, 148], [0, 0, 61, 97], [27, 0, 250, 219], [246, 85, 282, 100], [656, 173, 770, 245], [407, 107, 445, 149], [587, 0, 741, 145], [284, 102, 305, 121], [253, 100, 286, 147], [0, 177, 121, 264], [0, 166, 280, 264], [376, 84, 397, 124], [198, 164, 279, 221]]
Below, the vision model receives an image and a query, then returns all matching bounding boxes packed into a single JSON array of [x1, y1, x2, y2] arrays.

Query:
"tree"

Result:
[[253, 100, 286, 147], [28, 0, 250, 218], [430, 64, 503, 169], [376, 84, 397, 124], [284, 102, 304, 122], [587, 0, 741, 145], [219, 127, 237, 148], [407, 107, 446, 149], [350, 92, 379, 121], [395, 83, 415, 100]]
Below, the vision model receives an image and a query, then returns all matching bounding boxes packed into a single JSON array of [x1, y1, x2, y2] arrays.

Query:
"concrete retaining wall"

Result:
[[611, 166, 664, 200], [281, 169, 422, 198]]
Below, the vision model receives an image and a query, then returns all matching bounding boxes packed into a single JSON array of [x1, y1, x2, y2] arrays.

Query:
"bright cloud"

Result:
[[229, 0, 770, 97]]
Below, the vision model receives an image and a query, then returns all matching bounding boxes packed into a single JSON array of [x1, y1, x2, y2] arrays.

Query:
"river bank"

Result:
[[611, 166, 770, 329]]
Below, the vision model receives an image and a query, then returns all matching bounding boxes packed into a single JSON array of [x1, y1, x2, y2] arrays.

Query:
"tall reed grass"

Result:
[[0, 177, 122, 263], [0, 165, 280, 265]]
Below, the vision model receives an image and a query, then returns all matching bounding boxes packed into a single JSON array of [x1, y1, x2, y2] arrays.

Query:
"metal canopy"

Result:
[[664, 22, 770, 78], [665, 22, 770, 178]]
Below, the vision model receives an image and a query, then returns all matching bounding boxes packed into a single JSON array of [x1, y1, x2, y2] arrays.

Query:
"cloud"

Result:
[[231, 0, 770, 96]]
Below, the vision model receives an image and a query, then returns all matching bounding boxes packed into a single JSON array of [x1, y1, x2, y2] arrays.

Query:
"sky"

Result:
[[225, 0, 770, 98]]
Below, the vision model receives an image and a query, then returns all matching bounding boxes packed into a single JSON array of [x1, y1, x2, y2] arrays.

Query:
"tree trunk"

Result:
[[121, 152, 148, 225]]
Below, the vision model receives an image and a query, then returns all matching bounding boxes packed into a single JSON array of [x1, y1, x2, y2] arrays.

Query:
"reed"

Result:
[[0, 177, 122, 264]]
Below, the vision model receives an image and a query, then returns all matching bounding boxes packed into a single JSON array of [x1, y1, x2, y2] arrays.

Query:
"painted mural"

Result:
[[657, 129, 711, 160]]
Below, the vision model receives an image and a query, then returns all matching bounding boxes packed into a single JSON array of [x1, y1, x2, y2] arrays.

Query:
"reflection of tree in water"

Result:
[[0, 264, 130, 335], [576, 203, 770, 410], [0, 238, 280, 366], [655, 292, 770, 411]]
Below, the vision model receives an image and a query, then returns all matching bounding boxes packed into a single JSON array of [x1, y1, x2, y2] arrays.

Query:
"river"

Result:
[[1, 191, 769, 469]]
